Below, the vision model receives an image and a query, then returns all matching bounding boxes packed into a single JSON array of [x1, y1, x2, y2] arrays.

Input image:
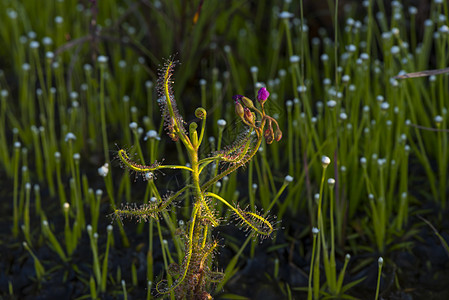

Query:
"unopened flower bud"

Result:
[[264, 128, 274, 144], [241, 96, 255, 109], [274, 127, 282, 141], [264, 120, 274, 144], [257, 87, 270, 105], [235, 101, 244, 118], [244, 108, 255, 125]]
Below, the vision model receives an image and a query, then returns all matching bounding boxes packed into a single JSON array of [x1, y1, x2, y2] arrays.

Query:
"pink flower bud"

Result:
[[244, 108, 255, 125], [257, 87, 270, 104]]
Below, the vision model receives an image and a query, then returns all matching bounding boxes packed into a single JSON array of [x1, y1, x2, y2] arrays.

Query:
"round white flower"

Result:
[[290, 55, 300, 63], [30, 41, 40, 49], [284, 175, 293, 183], [65, 132, 76, 142], [279, 11, 294, 19], [321, 156, 331, 167], [144, 130, 160, 141], [97, 55, 108, 64], [98, 163, 109, 177], [327, 100, 337, 108], [217, 119, 227, 128]]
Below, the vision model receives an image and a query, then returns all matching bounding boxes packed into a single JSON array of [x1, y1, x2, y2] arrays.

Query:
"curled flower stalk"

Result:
[[112, 59, 283, 299]]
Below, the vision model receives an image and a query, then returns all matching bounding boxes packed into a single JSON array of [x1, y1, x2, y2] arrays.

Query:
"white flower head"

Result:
[[290, 55, 300, 63], [360, 53, 369, 60], [439, 25, 449, 34], [297, 85, 307, 93], [284, 175, 294, 183], [360, 157, 367, 166], [389, 78, 399, 87], [118, 60, 127, 68], [321, 155, 331, 168], [278, 69, 287, 77], [65, 132, 76, 142], [217, 119, 227, 128], [327, 100, 337, 108], [22, 63, 31, 71], [346, 44, 357, 53], [55, 16, 63, 24], [279, 11, 294, 19], [144, 130, 160, 141], [255, 82, 264, 89], [46, 51, 54, 60], [381, 102, 390, 111], [97, 55, 108, 64], [7, 10, 18, 19], [98, 163, 109, 177], [30, 41, 40, 49], [391, 27, 400, 36]]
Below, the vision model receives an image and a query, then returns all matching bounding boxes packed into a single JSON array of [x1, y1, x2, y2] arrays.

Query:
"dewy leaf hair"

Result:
[[156, 58, 187, 142]]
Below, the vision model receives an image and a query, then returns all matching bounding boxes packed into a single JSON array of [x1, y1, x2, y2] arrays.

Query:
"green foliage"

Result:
[[1, 0, 449, 299]]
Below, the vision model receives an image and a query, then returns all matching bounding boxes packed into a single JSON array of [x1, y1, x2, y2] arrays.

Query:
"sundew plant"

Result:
[[113, 59, 283, 298], [2, 0, 449, 299]]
